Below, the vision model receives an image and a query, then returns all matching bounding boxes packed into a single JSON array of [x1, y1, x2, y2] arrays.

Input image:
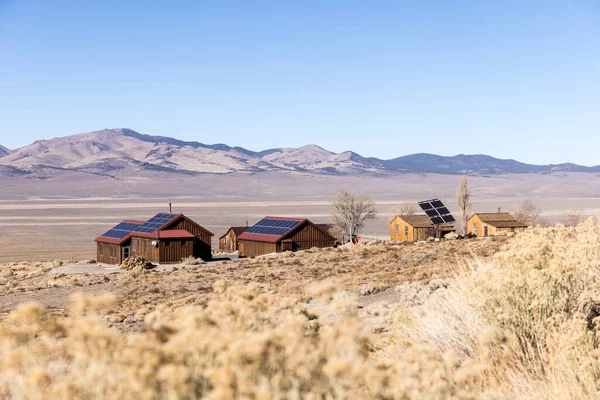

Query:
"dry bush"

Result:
[[0, 281, 488, 399], [391, 218, 600, 398], [180, 256, 205, 265]]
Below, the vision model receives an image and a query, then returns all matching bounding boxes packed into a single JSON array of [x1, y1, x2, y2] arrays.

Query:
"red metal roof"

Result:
[[95, 214, 198, 244], [157, 230, 195, 239], [219, 226, 249, 239]]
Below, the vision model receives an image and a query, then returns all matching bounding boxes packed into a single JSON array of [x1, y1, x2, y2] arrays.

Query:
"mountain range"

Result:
[[0, 128, 598, 178]]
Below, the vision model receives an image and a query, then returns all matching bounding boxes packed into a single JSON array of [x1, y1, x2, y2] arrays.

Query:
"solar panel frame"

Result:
[[417, 198, 456, 226]]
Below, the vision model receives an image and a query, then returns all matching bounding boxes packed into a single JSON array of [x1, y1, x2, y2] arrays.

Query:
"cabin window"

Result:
[[144, 239, 149, 253], [165, 241, 170, 247], [99, 243, 104, 254], [395, 224, 399, 235], [137, 239, 141, 252], [181, 240, 187, 247], [109, 245, 116, 257], [472, 223, 477, 233], [404, 226, 409, 237]]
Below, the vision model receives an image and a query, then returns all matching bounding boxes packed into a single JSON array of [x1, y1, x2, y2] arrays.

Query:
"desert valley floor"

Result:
[[2, 172, 600, 262]]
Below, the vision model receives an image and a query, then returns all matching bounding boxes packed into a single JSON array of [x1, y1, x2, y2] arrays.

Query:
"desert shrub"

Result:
[[180, 256, 204, 265], [52, 260, 63, 267]]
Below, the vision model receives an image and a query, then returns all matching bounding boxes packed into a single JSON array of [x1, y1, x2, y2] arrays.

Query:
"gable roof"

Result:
[[237, 216, 306, 243], [392, 215, 454, 228], [314, 223, 334, 231], [468, 213, 528, 228], [95, 213, 212, 244], [219, 226, 249, 239]]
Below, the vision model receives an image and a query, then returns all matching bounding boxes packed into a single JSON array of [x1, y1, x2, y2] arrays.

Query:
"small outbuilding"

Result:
[[95, 213, 213, 264], [219, 226, 249, 251], [390, 215, 455, 242], [237, 216, 336, 257], [467, 213, 528, 237]]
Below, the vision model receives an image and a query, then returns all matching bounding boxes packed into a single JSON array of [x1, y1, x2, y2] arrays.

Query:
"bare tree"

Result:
[[330, 189, 377, 243], [514, 199, 541, 225], [456, 176, 472, 235], [393, 203, 416, 216], [565, 209, 584, 227]]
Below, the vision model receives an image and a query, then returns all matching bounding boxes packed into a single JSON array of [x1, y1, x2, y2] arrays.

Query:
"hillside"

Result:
[[0, 144, 11, 157], [1, 128, 598, 178]]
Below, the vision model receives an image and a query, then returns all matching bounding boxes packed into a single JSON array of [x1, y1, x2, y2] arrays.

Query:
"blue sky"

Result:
[[0, 0, 598, 165]]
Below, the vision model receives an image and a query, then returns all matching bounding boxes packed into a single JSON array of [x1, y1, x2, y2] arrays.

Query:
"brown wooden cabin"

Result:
[[95, 213, 213, 265], [218, 226, 248, 251], [390, 215, 455, 242], [237, 216, 336, 258], [467, 213, 528, 237]]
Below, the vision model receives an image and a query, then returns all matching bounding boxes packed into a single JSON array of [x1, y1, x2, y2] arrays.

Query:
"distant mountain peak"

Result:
[[1, 128, 599, 178], [0, 144, 11, 157]]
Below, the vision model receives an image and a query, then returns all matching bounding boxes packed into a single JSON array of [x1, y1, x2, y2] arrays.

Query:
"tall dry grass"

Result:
[[2, 220, 600, 398], [393, 218, 600, 399]]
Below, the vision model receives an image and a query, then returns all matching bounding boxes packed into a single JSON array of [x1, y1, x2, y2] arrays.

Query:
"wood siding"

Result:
[[97, 242, 122, 265], [468, 215, 526, 237], [159, 238, 194, 263], [239, 222, 335, 257], [219, 230, 239, 251], [129, 237, 160, 262], [390, 216, 437, 242], [238, 240, 277, 258], [282, 223, 336, 251], [163, 216, 212, 260]]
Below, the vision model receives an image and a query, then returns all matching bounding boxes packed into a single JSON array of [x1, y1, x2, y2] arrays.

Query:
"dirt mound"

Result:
[[119, 256, 155, 272]]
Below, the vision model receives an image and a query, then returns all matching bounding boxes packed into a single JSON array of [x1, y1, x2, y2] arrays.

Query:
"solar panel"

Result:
[[133, 213, 178, 233], [431, 200, 444, 208], [418, 199, 455, 226], [425, 209, 439, 217], [245, 218, 302, 236], [442, 215, 456, 223], [101, 221, 143, 239], [431, 216, 444, 225]]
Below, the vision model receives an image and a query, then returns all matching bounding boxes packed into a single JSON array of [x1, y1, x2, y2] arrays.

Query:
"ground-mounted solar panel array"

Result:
[[101, 222, 143, 239], [133, 213, 178, 233], [245, 218, 302, 236], [418, 199, 456, 225]]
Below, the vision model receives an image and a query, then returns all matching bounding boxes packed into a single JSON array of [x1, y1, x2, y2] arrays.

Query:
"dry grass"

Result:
[[2, 222, 600, 398]]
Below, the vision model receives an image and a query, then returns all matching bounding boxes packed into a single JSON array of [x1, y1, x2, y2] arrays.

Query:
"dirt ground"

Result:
[[0, 236, 510, 332]]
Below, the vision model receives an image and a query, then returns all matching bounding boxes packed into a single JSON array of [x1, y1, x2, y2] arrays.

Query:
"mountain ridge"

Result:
[[0, 128, 598, 178]]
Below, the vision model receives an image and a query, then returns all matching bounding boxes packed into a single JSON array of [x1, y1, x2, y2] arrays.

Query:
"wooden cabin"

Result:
[[237, 216, 336, 257], [390, 215, 455, 242], [218, 226, 248, 251], [467, 213, 528, 237], [95, 213, 213, 264]]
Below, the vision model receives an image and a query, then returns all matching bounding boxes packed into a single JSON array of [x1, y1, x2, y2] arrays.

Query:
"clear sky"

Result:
[[0, 0, 599, 165]]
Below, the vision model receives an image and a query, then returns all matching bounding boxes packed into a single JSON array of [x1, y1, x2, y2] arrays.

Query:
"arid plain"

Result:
[[1, 171, 599, 262]]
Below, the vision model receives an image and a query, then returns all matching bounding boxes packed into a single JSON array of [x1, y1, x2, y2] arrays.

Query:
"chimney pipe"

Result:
[[246, 220, 248, 227], [169, 203, 172, 213], [498, 207, 501, 213]]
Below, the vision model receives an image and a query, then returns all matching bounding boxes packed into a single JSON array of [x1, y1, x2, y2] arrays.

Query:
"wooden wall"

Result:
[[468, 215, 526, 237], [97, 242, 122, 265], [164, 217, 212, 260], [129, 237, 160, 262], [285, 223, 336, 250], [238, 240, 277, 258], [390, 217, 421, 242], [159, 238, 194, 263], [219, 230, 238, 251]]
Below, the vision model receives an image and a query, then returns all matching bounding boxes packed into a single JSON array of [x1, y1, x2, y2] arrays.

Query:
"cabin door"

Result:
[[123, 246, 130, 260], [483, 226, 488, 237]]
